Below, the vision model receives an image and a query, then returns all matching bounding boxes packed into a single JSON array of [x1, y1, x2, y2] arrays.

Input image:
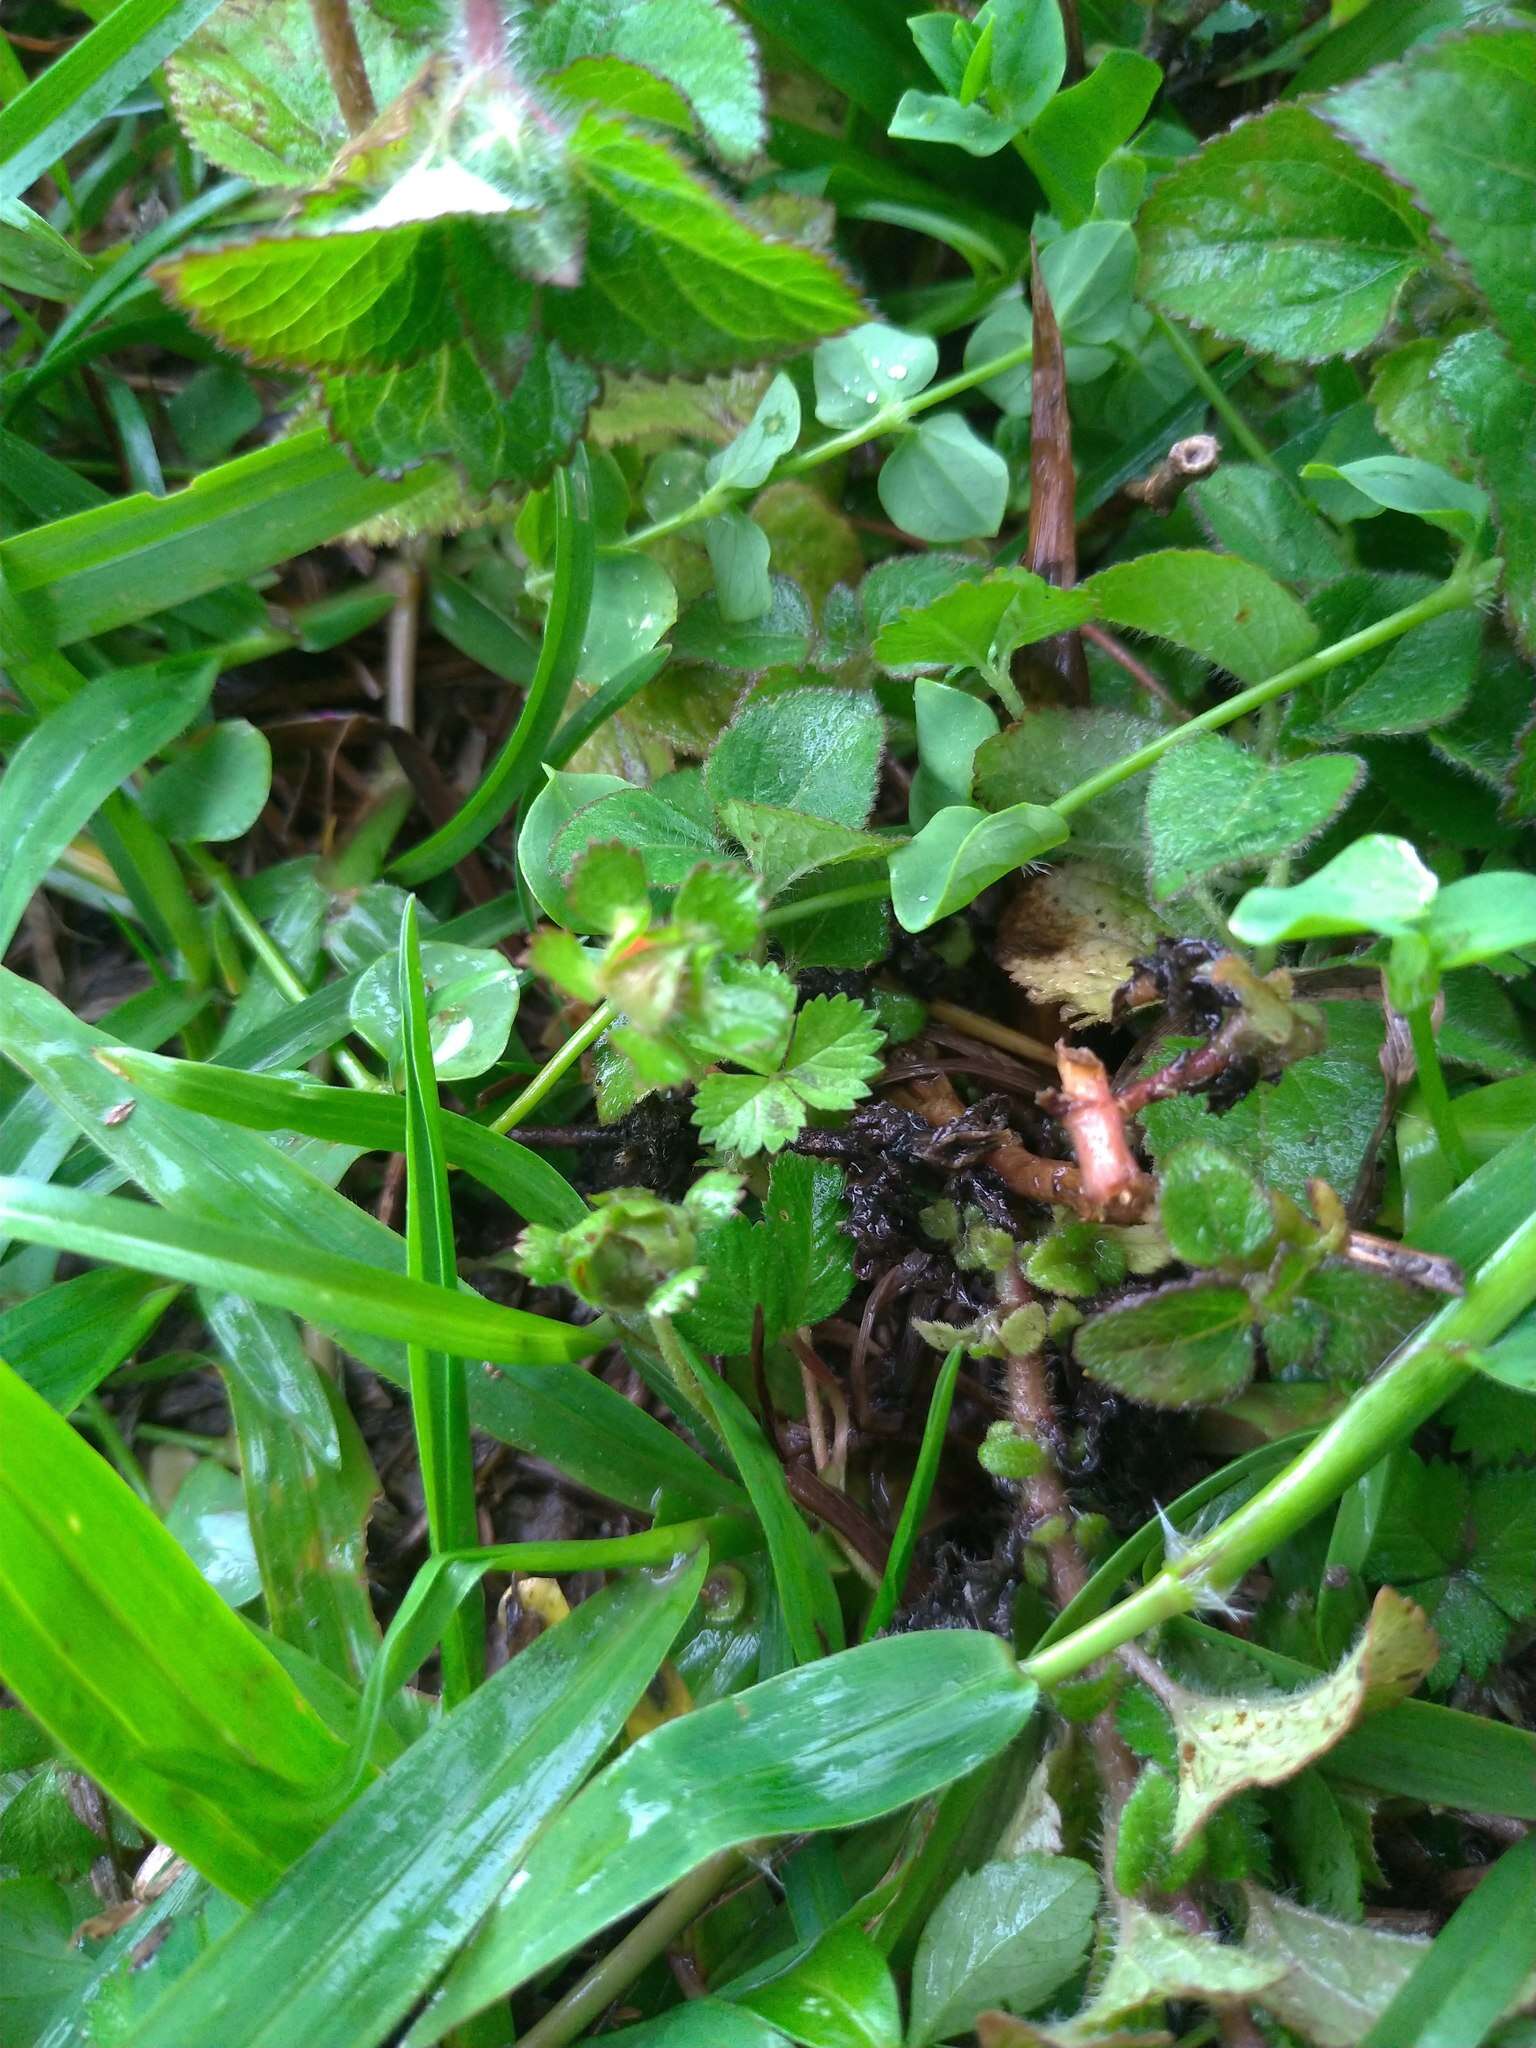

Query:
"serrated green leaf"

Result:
[[679, 1154, 853, 1353], [878, 412, 1010, 543], [1190, 465, 1348, 589], [693, 992, 883, 1155], [411, 1634, 1039, 2044], [167, 0, 438, 187], [1085, 548, 1318, 684], [321, 334, 598, 493], [1242, 1889, 1427, 2048], [531, 0, 765, 164], [874, 569, 1091, 678], [1074, 1281, 1256, 1407], [1230, 834, 1438, 945], [1158, 1139, 1275, 1269], [1145, 735, 1362, 900], [1323, 27, 1536, 374], [1138, 102, 1429, 360], [813, 322, 938, 429], [889, 800, 1070, 933], [1433, 327, 1536, 654], [706, 687, 883, 827], [554, 113, 864, 371], [716, 800, 890, 901], [1144, 1000, 1389, 1208], [908, 1853, 1098, 2046], [1363, 1453, 1536, 1685]]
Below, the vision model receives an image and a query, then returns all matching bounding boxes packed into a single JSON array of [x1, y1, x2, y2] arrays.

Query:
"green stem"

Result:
[[1154, 313, 1288, 481], [189, 852, 380, 1092], [1408, 1001, 1472, 1184], [761, 877, 894, 928], [517, 1851, 746, 2048], [1023, 1203, 1536, 1689], [1054, 563, 1495, 819], [491, 1001, 614, 1135], [616, 339, 1036, 555], [79, 1397, 155, 1506]]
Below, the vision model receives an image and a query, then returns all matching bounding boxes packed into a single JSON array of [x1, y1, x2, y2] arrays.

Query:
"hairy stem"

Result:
[[1023, 1203, 1536, 1689], [307, 0, 375, 135], [1054, 561, 1497, 818]]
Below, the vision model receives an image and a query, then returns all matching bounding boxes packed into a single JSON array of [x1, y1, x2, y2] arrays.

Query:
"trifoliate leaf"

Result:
[[679, 1154, 853, 1354], [1145, 736, 1362, 901], [1362, 1453, 1536, 1685], [693, 992, 883, 1155]]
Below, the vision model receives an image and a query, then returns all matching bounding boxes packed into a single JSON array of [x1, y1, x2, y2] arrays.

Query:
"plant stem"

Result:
[[616, 339, 1036, 554], [79, 1396, 155, 1505], [761, 877, 893, 927], [491, 1002, 614, 1134], [1022, 1202, 1536, 1689], [1154, 313, 1286, 481], [517, 1851, 745, 2048], [307, 0, 376, 135], [1408, 1001, 1472, 1183], [1054, 562, 1496, 819], [189, 852, 380, 1092]]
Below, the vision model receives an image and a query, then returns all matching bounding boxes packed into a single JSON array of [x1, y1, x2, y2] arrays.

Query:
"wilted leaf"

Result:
[[997, 866, 1158, 1025]]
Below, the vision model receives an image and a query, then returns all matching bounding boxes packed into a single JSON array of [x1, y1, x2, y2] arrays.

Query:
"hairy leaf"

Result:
[[1145, 735, 1362, 900]]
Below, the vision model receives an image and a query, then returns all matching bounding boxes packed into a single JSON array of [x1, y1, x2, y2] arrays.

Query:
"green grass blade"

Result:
[[676, 1329, 844, 1665], [0, 1360, 349, 1902], [862, 1346, 961, 1643], [0, 431, 447, 645], [204, 1297, 380, 1690], [0, 967, 738, 1513], [0, 1177, 605, 1364], [1361, 1833, 1536, 2047], [124, 1560, 709, 2048], [0, 1268, 175, 1412], [414, 1633, 1039, 2043], [389, 449, 597, 886], [103, 1043, 586, 1226], [399, 895, 483, 1703], [0, 652, 216, 953], [0, 0, 226, 203]]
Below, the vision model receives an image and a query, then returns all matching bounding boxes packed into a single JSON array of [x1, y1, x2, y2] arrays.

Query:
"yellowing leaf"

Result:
[[1168, 1588, 1437, 1848]]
